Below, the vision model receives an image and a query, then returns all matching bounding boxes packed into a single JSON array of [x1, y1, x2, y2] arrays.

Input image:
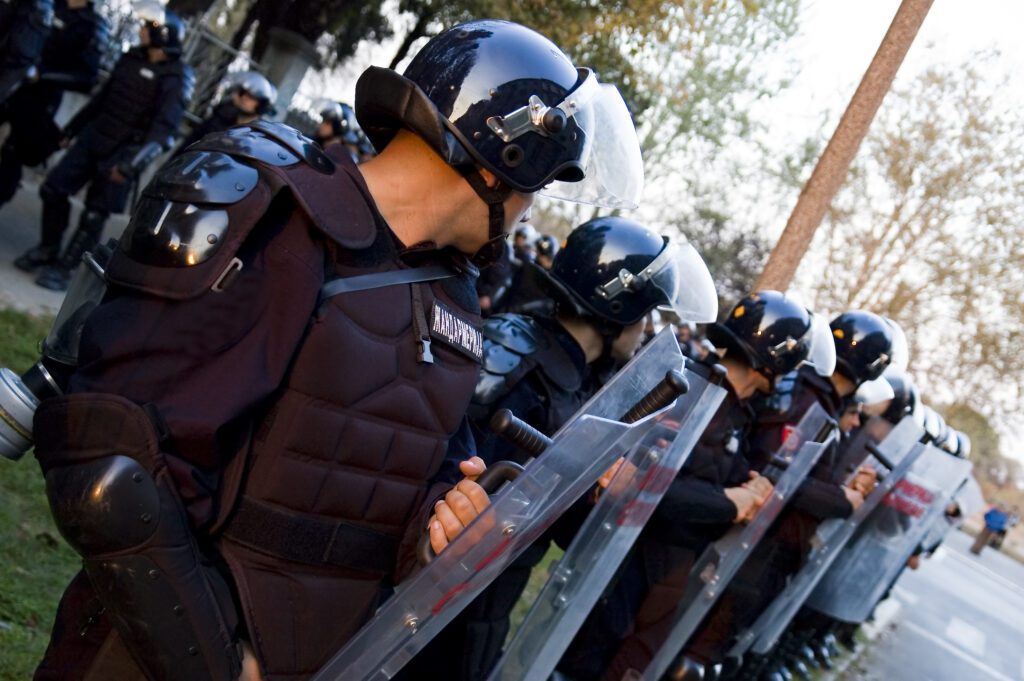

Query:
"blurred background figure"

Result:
[[16, 1, 192, 291], [0, 0, 108, 210], [0, 0, 53, 104], [172, 69, 275, 155], [316, 100, 373, 162]]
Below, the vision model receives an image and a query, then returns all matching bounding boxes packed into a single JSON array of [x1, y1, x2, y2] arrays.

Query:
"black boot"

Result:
[[14, 244, 59, 272], [36, 209, 106, 292]]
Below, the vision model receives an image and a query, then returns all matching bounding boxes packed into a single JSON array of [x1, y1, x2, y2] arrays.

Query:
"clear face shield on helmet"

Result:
[[803, 312, 838, 377], [854, 376, 896, 411], [594, 238, 718, 324], [885, 317, 909, 371], [650, 239, 718, 324], [488, 70, 644, 210], [133, 0, 166, 33]]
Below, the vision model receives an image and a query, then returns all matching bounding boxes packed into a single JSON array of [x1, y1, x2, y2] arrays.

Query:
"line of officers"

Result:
[[436, 221, 970, 681], [0, 0, 371, 292], [7, 15, 975, 681]]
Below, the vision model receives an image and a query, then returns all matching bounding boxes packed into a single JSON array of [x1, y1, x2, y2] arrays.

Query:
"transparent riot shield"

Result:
[[729, 416, 925, 657], [633, 403, 834, 681], [487, 368, 727, 681], [802, 445, 972, 624], [919, 473, 979, 553], [310, 330, 686, 681]]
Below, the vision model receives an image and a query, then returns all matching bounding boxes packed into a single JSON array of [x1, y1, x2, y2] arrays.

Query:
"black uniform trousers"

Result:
[[0, 84, 62, 207], [38, 128, 131, 253]]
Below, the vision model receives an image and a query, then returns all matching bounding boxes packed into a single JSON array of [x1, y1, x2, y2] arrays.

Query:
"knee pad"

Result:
[[78, 209, 108, 236]]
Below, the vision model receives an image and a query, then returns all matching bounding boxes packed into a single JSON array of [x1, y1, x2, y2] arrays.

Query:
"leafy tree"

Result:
[[798, 55, 1024, 420]]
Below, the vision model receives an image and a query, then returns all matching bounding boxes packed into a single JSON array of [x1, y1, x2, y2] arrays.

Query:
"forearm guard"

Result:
[[33, 394, 242, 681]]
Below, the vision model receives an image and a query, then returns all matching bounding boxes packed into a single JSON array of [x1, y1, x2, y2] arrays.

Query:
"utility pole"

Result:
[[755, 0, 935, 291]]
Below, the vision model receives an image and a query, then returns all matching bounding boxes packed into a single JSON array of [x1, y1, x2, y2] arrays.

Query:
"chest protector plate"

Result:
[[117, 123, 485, 678]]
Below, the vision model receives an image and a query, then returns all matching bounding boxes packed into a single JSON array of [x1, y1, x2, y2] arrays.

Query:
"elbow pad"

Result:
[[34, 394, 243, 681]]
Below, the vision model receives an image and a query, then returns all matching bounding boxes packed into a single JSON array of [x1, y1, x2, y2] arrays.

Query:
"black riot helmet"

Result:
[[232, 71, 277, 115], [706, 291, 813, 379], [543, 216, 717, 331], [355, 20, 643, 263], [321, 102, 363, 144], [536, 234, 560, 259], [135, 1, 185, 56], [830, 310, 894, 386], [880, 366, 917, 424]]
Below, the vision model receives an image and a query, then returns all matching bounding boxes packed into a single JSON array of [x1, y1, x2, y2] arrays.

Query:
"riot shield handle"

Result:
[[621, 369, 688, 423], [417, 459, 527, 565], [867, 442, 896, 478], [491, 409, 554, 456]]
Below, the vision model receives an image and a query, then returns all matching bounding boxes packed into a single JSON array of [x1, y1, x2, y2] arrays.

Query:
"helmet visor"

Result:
[[886, 318, 909, 371], [803, 312, 837, 377], [134, 0, 166, 25], [538, 74, 644, 210], [855, 376, 895, 406], [651, 239, 718, 324]]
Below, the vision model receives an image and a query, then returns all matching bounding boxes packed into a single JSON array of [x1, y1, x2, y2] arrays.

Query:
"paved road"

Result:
[[0, 172, 127, 315], [840, 530, 1024, 681]]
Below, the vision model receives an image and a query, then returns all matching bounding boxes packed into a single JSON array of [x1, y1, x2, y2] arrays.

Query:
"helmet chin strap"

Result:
[[458, 166, 513, 267]]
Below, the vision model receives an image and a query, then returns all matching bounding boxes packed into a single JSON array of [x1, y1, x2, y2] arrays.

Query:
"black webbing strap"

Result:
[[320, 264, 455, 300], [223, 497, 400, 575]]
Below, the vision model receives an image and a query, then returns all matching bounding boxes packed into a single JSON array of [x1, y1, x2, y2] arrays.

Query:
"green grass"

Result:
[[0, 308, 80, 680], [509, 544, 565, 638]]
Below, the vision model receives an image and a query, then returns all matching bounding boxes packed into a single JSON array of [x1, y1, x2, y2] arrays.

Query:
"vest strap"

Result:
[[320, 264, 455, 300], [223, 497, 400, 575]]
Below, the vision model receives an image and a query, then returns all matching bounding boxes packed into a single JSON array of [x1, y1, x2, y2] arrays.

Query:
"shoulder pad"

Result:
[[191, 123, 377, 252], [145, 150, 259, 205], [110, 150, 260, 275], [474, 315, 543, 406], [193, 121, 334, 175], [482, 314, 542, 355]]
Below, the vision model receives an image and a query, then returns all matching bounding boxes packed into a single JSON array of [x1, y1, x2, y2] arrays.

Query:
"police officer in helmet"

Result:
[[403, 215, 718, 681], [717, 310, 895, 681], [563, 291, 819, 681], [315, 101, 372, 162], [171, 70, 277, 156], [0, 0, 108, 210], [18, 1, 193, 292], [32, 19, 646, 681]]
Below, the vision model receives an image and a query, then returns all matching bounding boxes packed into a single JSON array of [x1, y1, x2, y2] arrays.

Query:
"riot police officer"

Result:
[[31, 19, 647, 681], [403, 216, 717, 681], [0, 0, 107, 209], [714, 310, 894, 681], [16, 3, 192, 291], [0, 0, 53, 103], [559, 291, 816, 681], [171, 70, 276, 155], [315, 101, 372, 162]]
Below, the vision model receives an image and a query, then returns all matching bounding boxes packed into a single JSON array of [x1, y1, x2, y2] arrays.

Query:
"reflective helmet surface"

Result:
[[136, 2, 184, 54], [880, 366, 916, 423], [233, 71, 277, 113], [355, 20, 643, 208], [830, 310, 894, 385], [546, 216, 715, 327], [536, 234, 559, 259], [706, 291, 813, 378]]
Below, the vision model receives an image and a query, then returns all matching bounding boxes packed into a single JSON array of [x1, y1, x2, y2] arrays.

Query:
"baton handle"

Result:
[[621, 369, 689, 424], [416, 459, 526, 565], [866, 442, 896, 472], [491, 409, 554, 457]]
